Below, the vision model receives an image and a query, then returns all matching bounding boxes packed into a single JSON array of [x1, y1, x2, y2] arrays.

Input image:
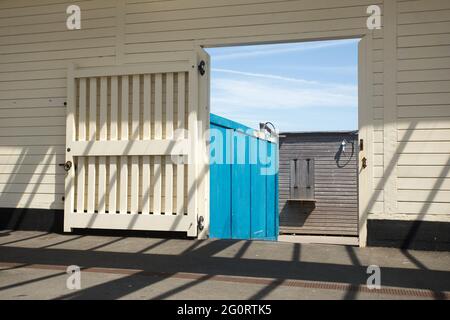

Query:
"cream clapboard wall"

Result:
[[393, 0, 450, 222], [0, 0, 448, 223]]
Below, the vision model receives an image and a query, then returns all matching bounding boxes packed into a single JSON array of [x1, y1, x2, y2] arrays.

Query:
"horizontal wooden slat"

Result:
[[397, 201, 450, 215], [398, 190, 450, 203], [70, 140, 189, 156], [65, 213, 194, 232], [74, 61, 191, 78], [398, 165, 450, 178], [398, 177, 450, 190], [399, 141, 450, 154], [398, 154, 450, 166], [398, 129, 450, 142]]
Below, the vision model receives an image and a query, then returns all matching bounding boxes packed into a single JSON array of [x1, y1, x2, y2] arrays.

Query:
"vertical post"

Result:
[[196, 48, 210, 239], [64, 63, 76, 232], [87, 77, 97, 214], [109, 76, 119, 214], [187, 55, 199, 237]]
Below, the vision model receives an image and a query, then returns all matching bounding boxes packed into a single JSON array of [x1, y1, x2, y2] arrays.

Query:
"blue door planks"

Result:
[[209, 114, 278, 241]]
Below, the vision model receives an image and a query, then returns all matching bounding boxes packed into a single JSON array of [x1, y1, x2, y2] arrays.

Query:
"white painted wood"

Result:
[[383, 0, 398, 215], [63, 59, 200, 232], [64, 63, 76, 232], [187, 55, 199, 237], [142, 74, 152, 215], [165, 73, 174, 215], [153, 73, 163, 215], [108, 157, 118, 214], [109, 76, 119, 214], [87, 78, 97, 214], [176, 72, 185, 216], [131, 156, 139, 214], [98, 76, 108, 214], [74, 62, 190, 78], [65, 212, 193, 231], [76, 78, 87, 215], [119, 155, 128, 214], [142, 156, 151, 214], [153, 155, 162, 215], [130, 75, 140, 214], [70, 140, 188, 156], [196, 48, 211, 239], [119, 75, 129, 214]]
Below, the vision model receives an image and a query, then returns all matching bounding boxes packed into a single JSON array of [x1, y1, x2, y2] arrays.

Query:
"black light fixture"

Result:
[[259, 121, 277, 136]]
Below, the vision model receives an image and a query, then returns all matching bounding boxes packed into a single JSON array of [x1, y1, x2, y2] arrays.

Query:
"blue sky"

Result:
[[206, 39, 359, 132]]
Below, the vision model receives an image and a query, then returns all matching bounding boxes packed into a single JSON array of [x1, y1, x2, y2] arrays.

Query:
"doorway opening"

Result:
[[205, 38, 362, 245]]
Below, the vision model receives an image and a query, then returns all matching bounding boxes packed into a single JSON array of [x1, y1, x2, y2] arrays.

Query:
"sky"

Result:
[[206, 39, 359, 132]]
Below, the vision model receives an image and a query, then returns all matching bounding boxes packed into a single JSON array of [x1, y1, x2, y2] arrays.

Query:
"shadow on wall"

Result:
[[280, 202, 315, 228], [0, 127, 210, 240], [361, 122, 450, 250], [0, 145, 63, 232], [1, 111, 449, 249]]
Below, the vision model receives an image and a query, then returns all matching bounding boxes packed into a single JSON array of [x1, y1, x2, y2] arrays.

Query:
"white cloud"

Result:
[[211, 70, 357, 113], [212, 39, 359, 61], [212, 68, 318, 84]]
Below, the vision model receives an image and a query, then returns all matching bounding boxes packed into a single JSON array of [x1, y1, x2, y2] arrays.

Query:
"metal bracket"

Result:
[[198, 216, 204, 231], [198, 60, 206, 76]]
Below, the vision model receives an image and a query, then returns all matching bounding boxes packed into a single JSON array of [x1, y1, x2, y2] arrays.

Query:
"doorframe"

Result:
[[195, 31, 374, 246]]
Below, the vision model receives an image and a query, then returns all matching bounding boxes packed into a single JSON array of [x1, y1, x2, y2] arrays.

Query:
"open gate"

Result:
[[63, 51, 210, 238]]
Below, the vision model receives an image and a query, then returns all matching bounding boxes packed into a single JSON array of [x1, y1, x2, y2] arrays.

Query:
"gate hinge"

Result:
[[198, 215, 204, 231], [198, 60, 206, 76]]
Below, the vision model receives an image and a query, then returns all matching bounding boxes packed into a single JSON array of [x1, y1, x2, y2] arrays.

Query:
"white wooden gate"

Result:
[[64, 52, 209, 237]]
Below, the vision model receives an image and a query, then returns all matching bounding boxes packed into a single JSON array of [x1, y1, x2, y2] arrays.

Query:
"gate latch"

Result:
[[59, 161, 72, 172], [361, 157, 367, 169]]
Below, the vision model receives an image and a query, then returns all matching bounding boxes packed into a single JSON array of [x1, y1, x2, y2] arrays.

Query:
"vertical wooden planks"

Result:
[[265, 141, 277, 239], [165, 73, 174, 215], [209, 123, 232, 239], [76, 78, 87, 213], [153, 73, 162, 215], [98, 77, 107, 214], [176, 72, 185, 216], [119, 75, 129, 214], [87, 77, 97, 214], [142, 74, 151, 215], [109, 76, 118, 214], [65, 58, 203, 236], [231, 131, 251, 239], [250, 138, 267, 239], [130, 75, 140, 214]]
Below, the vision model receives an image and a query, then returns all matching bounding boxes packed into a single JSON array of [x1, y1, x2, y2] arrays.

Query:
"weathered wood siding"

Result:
[[279, 132, 359, 236]]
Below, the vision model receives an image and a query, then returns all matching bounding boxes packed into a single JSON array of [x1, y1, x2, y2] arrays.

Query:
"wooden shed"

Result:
[[279, 131, 359, 238]]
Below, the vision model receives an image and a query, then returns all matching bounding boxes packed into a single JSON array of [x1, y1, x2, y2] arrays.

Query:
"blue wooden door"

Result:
[[209, 122, 232, 239], [231, 130, 251, 239], [209, 114, 278, 240]]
